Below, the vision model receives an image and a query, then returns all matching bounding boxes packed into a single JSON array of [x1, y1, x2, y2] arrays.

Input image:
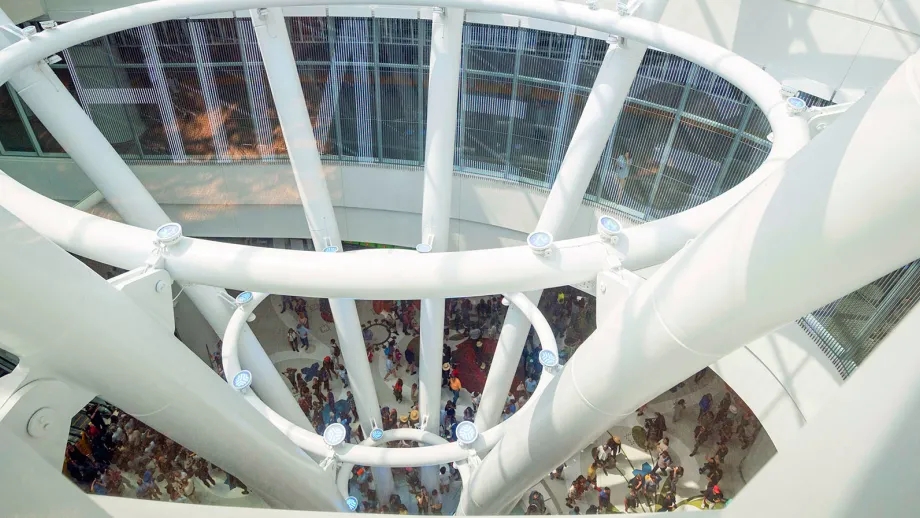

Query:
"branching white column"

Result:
[[475, 0, 668, 432], [460, 47, 920, 515], [0, 208, 343, 511], [418, 6, 465, 493], [250, 7, 393, 498], [0, 18, 313, 435]]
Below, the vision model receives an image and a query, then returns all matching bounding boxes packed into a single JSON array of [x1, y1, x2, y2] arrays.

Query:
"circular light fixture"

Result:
[[323, 422, 348, 447], [154, 222, 183, 246], [455, 421, 479, 445], [346, 496, 359, 512], [786, 96, 807, 115], [501, 297, 511, 307], [235, 291, 253, 305], [232, 370, 253, 392], [323, 245, 339, 253], [527, 231, 553, 256], [415, 243, 432, 253], [539, 349, 559, 369], [597, 216, 622, 244], [370, 427, 384, 441]]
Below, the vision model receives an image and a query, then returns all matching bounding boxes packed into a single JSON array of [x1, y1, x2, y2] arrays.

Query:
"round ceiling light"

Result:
[[370, 427, 384, 441], [235, 291, 253, 305], [539, 349, 559, 369], [346, 496, 359, 511], [597, 216, 622, 243], [232, 370, 253, 392], [323, 422, 348, 447], [527, 231, 553, 256], [455, 420, 479, 445], [154, 222, 183, 246], [323, 245, 339, 253], [786, 96, 807, 115], [415, 243, 432, 253]]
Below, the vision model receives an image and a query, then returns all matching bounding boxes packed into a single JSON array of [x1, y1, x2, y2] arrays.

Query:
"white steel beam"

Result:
[[0, 206, 344, 511], [459, 46, 920, 515], [0, 9, 315, 446], [476, 0, 668, 432], [249, 7, 394, 498], [417, 5, 464, 492]]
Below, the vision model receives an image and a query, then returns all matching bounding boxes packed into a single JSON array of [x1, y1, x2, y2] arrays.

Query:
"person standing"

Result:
[[384, 356, 397, 381], [449, 376, 462, 405], [612, 151, 631, 202], [698, 393, 713, 422], [438, 467, 451, 494], [405, 347, 417, 375], [430, 489, 443, 514], [690, 423, 711, 457], [287, 328, 298, 352], [672, 398, 686, 423], [393, 378, 404, 403]]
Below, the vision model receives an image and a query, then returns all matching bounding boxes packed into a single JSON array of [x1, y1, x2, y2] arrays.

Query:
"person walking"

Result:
[[393, 378, 404, 403], [449, 376, 462, 405]]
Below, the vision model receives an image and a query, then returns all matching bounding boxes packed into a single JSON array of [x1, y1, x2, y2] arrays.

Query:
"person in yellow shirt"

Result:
[[449, 376, 462, 405]]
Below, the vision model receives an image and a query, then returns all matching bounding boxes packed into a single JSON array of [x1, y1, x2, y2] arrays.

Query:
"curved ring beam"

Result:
[[502, 292, 559, 393], [221, 290, 505, 467], [335, 429, 461, 498], [0, 174, 614, 299], [0, 0, 809, 282]]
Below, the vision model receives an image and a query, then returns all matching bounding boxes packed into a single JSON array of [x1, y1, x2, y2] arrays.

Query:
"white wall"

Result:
[[712, 322, 843, 452], [0, 157, 608, 249]]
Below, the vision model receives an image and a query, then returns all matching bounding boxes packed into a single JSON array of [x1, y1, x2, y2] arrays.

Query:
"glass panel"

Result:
[[683, 67, 748, 128], [152, 20, 195, 64], [379, 67, 420, 161], [629, 50, 690, 109], [646, 121, 734, 218], [597, 101, 676, 215], [64, 38, 144, 157], [297, 63, 338, 157], [460, 74, 514, 174], [377, 18, 420, 66], [517, 29, 570, 82], [508, 81, 560, 186], [465, 24, 518, 75], [162, 67, 215, 158], [214, 67, 259, 159], [0, 85, 33, 152], [287, 17, 330, 62]]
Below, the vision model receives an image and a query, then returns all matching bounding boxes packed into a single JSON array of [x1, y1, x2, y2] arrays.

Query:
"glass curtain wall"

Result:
[[4, 17, 906, 379]]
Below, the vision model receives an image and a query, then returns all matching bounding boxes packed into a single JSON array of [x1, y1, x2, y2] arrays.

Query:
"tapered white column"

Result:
[[418, 6, 464, 492], [250, 7, 393, 498], [0, 208, 343, 511], [460, 47, 920, 515], [0, 18, 313, 435], [475, 0, 668, 431]]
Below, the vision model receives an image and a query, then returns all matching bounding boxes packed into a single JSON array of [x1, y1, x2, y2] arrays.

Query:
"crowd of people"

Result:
[[540, 380, 757, 514], [59, 286, 760, 513], [64, 403, 245, 503]]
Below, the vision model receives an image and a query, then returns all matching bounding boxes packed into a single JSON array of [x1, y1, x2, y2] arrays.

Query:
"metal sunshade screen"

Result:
[[55, 30, 146, 158], [143, 20, 216, 160], [799, 260, 920, 379], [683, 66, 748, 129], [460, 73, 515, 176], [238, 18, 284, 160], [332, 18, 377, 162], [286, 16, 339, 158], [646, 120, 734, 219], [629, 49, 687, 109], [599, 102, 676, 219], [715, 136, 770, 195], [191, 18, 260, 160], [376, 18, 427, 164]]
